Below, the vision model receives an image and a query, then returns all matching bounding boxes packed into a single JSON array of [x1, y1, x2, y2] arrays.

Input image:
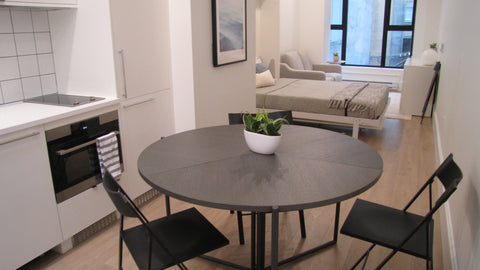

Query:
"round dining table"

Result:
[[138, 124, 383, 270]]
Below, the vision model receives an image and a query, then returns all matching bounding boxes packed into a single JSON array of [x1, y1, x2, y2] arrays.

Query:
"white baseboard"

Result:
[[433, 112, 458, 270]]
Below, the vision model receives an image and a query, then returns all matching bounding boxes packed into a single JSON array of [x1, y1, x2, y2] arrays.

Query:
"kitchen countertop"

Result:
[[0, 97, 120, 136]]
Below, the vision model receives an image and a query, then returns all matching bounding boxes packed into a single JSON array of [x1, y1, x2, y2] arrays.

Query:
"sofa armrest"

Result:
[[312, 63, 342, 73], [280, 63, 326, 80]]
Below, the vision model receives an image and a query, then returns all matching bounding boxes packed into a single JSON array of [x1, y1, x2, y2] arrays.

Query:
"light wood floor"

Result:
[[20, 116, 440, 270]]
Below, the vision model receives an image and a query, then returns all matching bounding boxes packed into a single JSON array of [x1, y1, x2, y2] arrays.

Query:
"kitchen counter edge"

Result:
[[0, 98, 120, 136]]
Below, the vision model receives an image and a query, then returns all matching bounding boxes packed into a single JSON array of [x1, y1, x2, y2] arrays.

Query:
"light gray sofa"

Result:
[[280, 51, 342, 81]]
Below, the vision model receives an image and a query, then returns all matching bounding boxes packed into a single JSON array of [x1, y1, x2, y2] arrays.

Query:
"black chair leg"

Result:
[[298, 210, 306, 238], [165, 195, 171, 216], [374, 249, 398, 270], [237, 211, 245, 245], [351, 244, 376, 270], [118, 216, 124, 270]]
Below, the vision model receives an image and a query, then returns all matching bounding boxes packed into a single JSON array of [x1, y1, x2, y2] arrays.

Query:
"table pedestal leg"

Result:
[[271, 207, 280, 270], [251, 213, 256, 270], [256, 213, 266, 270]]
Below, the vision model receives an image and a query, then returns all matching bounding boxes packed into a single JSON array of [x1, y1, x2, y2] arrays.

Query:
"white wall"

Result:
[[279, 0, 298, 53], [434, 0, 480, 269], [256, 0, 280, 78], [297, 0, 330, 63], [190, 0, 256, 128], [412, 0, 442, 59], [169, 0, 196, 133], [278, 0, 330, 64]]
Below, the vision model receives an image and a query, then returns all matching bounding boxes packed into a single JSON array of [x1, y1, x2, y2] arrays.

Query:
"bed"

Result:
[[256, 78, 390, 138]]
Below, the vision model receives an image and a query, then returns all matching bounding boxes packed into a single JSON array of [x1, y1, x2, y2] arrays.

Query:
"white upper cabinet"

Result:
[[0, 0, 77, 8], [110, 0, 172, 99]]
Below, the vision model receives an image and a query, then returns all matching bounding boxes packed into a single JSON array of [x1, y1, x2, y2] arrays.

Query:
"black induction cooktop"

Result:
[[24, 93, 105, 107]]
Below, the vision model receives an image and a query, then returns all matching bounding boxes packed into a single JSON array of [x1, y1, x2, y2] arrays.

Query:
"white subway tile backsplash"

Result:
[[31, 11, 49, 32], [11, 10, 33, 33], [0, 34, 17, 57], [37, 53, 54, 74], [40, 74, 57, 94], [1, 79, 23, 103], [0, 7, 57, 104], [18, 55, 39, 77], [35, 32, 52, 53], [0, 57, 20, 81], [0, 9, 13, 34], [22, 76, 42, 98], [15, 33, 36, 55]]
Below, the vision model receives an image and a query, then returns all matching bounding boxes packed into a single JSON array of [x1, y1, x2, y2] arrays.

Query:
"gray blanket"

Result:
[[328, 83, 369, 111]]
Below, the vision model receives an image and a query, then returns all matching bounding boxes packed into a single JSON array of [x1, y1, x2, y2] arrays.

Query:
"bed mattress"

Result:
[[256, 78, 389, 119]]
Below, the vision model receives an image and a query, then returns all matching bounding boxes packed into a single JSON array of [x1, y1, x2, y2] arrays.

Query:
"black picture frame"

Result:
[[212, 0, 247, 67]]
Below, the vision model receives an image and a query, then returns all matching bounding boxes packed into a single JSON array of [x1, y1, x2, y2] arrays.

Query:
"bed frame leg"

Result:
[[352, 120, 360, 139]]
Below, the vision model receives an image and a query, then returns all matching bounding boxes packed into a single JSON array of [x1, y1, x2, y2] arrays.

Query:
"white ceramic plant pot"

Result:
[[421, 48, 438, 66], [243, 129, 282, 155]]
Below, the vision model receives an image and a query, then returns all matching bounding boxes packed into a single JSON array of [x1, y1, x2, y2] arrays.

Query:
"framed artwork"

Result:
[[212, 0, 247, 67]]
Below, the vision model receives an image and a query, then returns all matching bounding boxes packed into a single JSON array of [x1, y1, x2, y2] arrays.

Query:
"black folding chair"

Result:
[[340, 153, 462, 270], [103, 169, 229, 270], [227, 110, 306, 245]]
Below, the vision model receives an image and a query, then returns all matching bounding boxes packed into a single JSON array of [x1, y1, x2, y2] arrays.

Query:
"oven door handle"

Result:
[[56, 131, 119, 156]]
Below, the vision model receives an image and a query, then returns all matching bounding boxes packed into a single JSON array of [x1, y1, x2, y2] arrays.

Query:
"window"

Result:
[[330, 0, 417, 68]]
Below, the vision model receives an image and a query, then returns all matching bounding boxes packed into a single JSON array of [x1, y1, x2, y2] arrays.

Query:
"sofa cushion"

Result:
[[299, 52, 313, 70], [281, 51, 304, 70], [256, 70, 275, 88]]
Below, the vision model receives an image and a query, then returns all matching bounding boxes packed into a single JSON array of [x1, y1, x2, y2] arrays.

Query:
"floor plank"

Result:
[[20, 116, 440, 270]]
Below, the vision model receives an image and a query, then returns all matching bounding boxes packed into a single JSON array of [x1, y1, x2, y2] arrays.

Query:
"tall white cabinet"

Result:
[[110, 0, 175, 199]]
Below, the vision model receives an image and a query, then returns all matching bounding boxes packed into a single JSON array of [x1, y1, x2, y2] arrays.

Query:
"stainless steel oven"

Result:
[[45, 111, 122, 203]]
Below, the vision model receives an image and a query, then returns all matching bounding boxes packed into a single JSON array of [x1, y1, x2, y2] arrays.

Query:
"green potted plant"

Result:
[[241, 109, 288, 154], [333, 52, 339, 62]]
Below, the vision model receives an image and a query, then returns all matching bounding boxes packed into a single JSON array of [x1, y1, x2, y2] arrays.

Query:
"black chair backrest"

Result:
[[103, 169, 184, 266], [228, 110, 293, 125], [403, 153, 462, 216], [431, 153, 462, 209], [103, 169, 137, 218]]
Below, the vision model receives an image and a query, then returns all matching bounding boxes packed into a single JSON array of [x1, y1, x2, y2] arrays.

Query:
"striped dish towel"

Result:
[[96, 132, 121, 181]]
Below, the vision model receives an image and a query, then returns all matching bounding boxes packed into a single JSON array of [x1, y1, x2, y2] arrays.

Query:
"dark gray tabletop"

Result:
[[138, 125, 383, 212]]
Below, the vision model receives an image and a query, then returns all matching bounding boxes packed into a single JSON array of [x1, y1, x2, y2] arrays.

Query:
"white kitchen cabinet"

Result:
[[0, 127, 62, 270], [0, 0, 77, 8], [110, 0, 172, 99], [118, 90, 175, 199], [57, 183, 115, 240], [110, 0, 175, 198]]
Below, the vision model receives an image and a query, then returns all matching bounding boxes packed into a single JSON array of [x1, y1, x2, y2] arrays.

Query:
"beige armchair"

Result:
[[280, 51, 342, 81]]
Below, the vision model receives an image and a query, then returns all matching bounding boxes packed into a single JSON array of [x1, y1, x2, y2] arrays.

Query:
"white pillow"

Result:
[[256, 70, 275, 88]]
